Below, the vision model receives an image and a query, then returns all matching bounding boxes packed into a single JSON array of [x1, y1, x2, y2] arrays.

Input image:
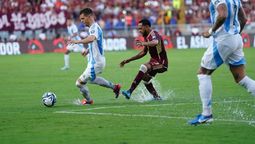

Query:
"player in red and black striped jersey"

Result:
[[120, 19, 168, 100]]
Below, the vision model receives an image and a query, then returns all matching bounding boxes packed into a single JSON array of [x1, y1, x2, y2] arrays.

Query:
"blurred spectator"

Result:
[[1, 0, 255, 41]]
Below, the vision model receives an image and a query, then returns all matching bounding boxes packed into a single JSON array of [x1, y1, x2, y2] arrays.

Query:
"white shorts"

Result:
[[201, 34, 245, 70], [78, 59, 106, 82], [66, 44, 84, 52]]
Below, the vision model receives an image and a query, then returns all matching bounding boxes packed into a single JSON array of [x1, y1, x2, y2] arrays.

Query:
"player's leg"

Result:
[[90, 76, 121, 98], [198, 67, 215, 116], [143, 61, 168, 100], [122, 63, 150, 99], [227, 34, 255, 96], [89, 63, 121, 98], [230, 64, 255, 96], [189, 40, 222, 125], [91, 76, 114, 89], [189, 67, 215, 125], [61, 45, 72, 70], [143, 74, 161, 100], [75, 69, 93, 105]]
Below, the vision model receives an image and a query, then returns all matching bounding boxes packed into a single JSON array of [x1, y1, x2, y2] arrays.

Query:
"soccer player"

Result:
[[189, 0, 255, 125], [61, 18, 85, 70], [68, 8, 121, 105], [120, 19, 168, 100]]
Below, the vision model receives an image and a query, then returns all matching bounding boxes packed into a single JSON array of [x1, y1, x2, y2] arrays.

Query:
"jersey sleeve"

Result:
[[151, 34, 158, 41], [147, 31, 158, 42], [89, 25, 99, 40]]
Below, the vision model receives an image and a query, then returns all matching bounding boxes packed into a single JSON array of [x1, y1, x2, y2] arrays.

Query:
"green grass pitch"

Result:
[[0, 48, 255, 144]]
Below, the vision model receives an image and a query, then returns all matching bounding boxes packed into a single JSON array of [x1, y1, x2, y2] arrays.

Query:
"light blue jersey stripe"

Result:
[[213, 40, 223, 67], [97, 27, 104, 55], [209, 2, 216, 24], [90, 66, 96, 81], [224, 0, 231, 32], [88, 43, 96, 81], [233, 0, 238, 34], [236, 0, 241, 34]]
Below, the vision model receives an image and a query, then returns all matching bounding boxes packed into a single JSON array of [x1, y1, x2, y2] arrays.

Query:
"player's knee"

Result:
[[143, 79, 152, 85], [143, 75, 152, 85], [139, 64, 148, 73], [76, 79, 86, 88], [75, 80, 82, 87], [65, 50, 70, 54]]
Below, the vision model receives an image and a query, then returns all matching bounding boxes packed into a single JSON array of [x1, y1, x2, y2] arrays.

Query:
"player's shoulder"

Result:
[[89, 23, 99, 31], [148, 30, 160, 40]]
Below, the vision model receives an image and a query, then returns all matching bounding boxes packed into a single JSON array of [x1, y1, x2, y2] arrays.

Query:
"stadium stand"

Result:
[[0, 0, 255, 41]]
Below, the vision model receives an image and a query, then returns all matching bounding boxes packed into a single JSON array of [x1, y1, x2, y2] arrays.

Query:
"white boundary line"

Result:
[[55, 111, 255, 124], [55, 100, 255, 124], [66, 99, 254, 111], [56, 111, 190, 120]]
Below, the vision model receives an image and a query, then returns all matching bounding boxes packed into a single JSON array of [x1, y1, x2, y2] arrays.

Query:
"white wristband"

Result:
[[208, 28, 213, 35]]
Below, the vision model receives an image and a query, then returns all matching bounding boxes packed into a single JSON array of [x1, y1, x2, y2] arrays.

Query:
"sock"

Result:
[[129, 71, 145, 93], [90, 77, 114, 89], [64, 54, 69, 67], [198, 74, 212, 116], [238, 76, 255, 96], [79, 86, 91, 101], [144, 82, 159, 98]]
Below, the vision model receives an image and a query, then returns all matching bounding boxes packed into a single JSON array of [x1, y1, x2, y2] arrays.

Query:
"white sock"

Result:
[[64, 54, 69, 67], [90, 77, 114, 89], [238, 76, 255, 96], [80, 86, 91, 101], [198, 74, 212, 116]]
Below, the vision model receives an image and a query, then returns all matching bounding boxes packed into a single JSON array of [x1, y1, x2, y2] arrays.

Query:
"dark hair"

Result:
[[138, 19, 151, 27], [80, 8, 93, 16]]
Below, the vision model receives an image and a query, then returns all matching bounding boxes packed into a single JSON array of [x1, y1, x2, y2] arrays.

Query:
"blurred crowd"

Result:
[[1, 0, 255, 27], [0, 0, 255, 41]]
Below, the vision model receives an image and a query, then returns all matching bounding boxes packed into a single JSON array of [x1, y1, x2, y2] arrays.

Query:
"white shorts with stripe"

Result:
[[78, 58, 106, 83], [201, 34, 245, 70]]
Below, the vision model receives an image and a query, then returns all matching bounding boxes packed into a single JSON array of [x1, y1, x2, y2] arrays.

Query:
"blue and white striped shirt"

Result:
[[87, 22, 105, 65], [209, 0, 241, 39]]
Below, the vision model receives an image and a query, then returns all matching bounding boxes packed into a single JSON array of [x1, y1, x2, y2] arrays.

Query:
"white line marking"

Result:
[[85, 106, 126, 111], [55, 111, 255, 124], [55, 99, 255, 124], [55, 111, 191, 120], [65, 100, 254, 112]]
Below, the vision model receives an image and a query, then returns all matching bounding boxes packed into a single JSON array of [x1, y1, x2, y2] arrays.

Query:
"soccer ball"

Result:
[[42, 92, 57, 107]]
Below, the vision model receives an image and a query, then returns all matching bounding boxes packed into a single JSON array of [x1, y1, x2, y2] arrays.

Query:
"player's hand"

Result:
[[64, 37, 71, 45], [202, 28, 212, 38], [81, 49, 89, 57], [120, 60, 128, 67], [136, 40, 144, 47]]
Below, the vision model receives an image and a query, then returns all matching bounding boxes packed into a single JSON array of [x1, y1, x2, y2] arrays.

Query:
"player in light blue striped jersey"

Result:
[[69, 8, 121, 105], [61, 17, 85, 70], [189, 0, 255, 125]]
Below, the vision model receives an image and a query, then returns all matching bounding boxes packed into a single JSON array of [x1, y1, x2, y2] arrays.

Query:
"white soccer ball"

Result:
[[42, 92, 57, 107]]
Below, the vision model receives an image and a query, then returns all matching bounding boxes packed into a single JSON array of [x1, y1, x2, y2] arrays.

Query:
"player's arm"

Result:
[[120, 48, 148, 67], [238, 6, 247, 34], [70, 35, 95, 44], [70, 33, 79, 39], [136, 39, 158, 47], [203, 3, 228, 38]]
